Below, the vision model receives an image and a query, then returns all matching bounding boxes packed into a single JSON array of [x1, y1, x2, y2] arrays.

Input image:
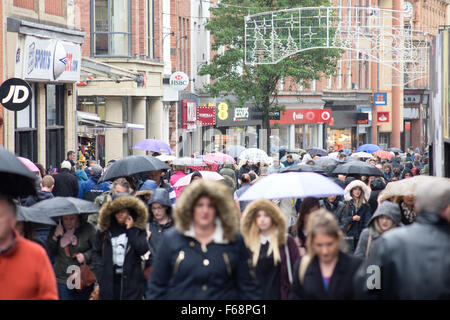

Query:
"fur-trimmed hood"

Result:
[[173, 179, 238, 242], [344, 179, 371, 202], [241, 199, 287, 246], [97, 195, 149, 232]]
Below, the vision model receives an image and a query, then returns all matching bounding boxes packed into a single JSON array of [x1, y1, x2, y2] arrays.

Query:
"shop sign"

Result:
[[215, 103, 262, 127], [170, 72, 189, 91], [234, 107, 249, 122], [404, 95, 421, 104], [197, 105, 216, 125], [0, 78, 32, 111], [377, 111, 390, 123], [356, 113, 369, 125], [182, 100, 196, 131], [374, 92, 387, 105], [23, 36, 81, 82], [270, 109, 332, 125]]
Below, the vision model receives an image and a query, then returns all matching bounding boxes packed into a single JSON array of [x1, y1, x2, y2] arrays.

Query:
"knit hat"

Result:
[[60, 161, 72, 170]]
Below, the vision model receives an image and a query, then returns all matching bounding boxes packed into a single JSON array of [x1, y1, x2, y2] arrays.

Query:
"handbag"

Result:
[[64, 246, 97, 291]]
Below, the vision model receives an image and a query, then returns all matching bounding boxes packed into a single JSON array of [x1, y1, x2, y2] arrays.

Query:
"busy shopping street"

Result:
[[0, 0, 449, 304]]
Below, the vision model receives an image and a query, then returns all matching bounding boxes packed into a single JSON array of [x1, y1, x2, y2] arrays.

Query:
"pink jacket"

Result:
[[170, 171, 187, 198]]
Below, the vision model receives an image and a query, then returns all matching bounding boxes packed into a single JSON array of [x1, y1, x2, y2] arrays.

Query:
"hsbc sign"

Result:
[[170, 72, 189, 91], [271, 109, 332, 125]]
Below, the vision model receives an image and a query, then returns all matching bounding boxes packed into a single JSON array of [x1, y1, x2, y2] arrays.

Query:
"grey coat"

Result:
[[354, 201, 401, 259]]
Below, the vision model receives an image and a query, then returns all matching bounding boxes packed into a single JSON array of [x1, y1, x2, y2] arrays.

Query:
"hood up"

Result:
[[344, 179, 371, 202], [368, 200, 401, 226]]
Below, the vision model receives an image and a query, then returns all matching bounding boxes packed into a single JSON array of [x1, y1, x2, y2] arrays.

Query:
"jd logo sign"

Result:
[[0, 78, 32, 111]]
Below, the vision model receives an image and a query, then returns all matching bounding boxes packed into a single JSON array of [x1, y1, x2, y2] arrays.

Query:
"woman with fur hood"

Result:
[[92, 195, 150, 300], [341, 180, 372, 251], [147, 180, 261, 300], [354, 201, 401, 259], [241, 200, 300, 300]]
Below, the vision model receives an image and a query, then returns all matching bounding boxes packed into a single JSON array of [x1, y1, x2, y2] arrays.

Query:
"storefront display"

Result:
[[327, 128, 353, 151]]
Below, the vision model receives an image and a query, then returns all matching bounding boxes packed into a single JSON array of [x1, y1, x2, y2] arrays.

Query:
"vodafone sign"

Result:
[[271, 109, 332, 125]]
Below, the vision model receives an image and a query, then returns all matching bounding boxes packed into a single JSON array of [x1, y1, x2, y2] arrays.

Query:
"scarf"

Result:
[[60, 220, 80, 248], [401, 202, 416, 223]]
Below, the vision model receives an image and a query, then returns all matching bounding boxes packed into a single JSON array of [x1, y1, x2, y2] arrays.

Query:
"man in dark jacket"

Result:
[[238, 161, 259, 179], [148, 170, 176, 205], [368, 178, 386, 216], [23, 175, 55, 207], [66, 151, 77, 175], [354, 178, 450, 299], [78, 164, 111, 202], [52, 161, 79, 198], [320, 196, 346, 222]]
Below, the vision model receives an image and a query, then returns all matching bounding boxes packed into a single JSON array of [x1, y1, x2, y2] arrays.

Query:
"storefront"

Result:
[[403, 90, 429, 151], [5, 17, 84, 171]]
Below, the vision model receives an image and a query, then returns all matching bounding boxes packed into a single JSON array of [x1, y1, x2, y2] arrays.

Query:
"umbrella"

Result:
[[280, 154, 301, 162], [238, 148, 271, 164], [328, 152, 340, 160], [18, 157, 40, 173], [17, 206, 57, 226], [172, 157, 206, 167], [378, 176, 450, 204], [387, 147, 403, 153], [99, 155, 170, 182], [373, 150, 394, 160], [281, 164, 325, 174], [314, 156, 339, 166], [332, 161, 382, 176], [174, 171, 224, 187], [355, 144, 381, 154], [203, 152, 236, 165], [224, 145, 246, 158], [156, 154, 177, 162], [0, 147, 37, 197], [133, 139, 173, 154], [238, 172, 345, 201], [306, 148, 328, 157], [337, 148, 352, 156], [351, 152, 374, 159], [32, 197, 100, 218]]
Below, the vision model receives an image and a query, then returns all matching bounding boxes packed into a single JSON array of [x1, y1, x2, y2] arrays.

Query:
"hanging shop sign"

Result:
[[270, 109, 332, 125], [377, 111, 390, 123], [170, 72, 189, 91], [216, 103, 263, 127], [374, 92, 387, 106], [182, 100, 197, 131], [196, 105, 216, 125], [23, 35, 81, 82], [0, 78, 32, 111]]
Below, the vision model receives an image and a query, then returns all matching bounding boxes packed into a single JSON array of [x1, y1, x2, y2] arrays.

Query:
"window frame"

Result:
[[91, 0, 132, 57]]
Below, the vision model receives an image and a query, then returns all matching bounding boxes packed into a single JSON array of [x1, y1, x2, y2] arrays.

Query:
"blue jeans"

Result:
[[57, 282, 94, 300]]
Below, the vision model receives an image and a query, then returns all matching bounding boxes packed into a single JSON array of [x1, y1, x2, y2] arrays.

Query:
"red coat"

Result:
[[0, 230, 58, 300]]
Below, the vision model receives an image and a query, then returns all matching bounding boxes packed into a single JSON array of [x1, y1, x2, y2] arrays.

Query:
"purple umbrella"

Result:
[[133, 139, 173, 154]]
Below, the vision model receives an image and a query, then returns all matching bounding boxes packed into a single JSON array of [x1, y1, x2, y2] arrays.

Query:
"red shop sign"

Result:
[[377, 111, 390, 123], [270, 109, 332, 125], [182, 100, 197, 130], [196, 105, 216, 126]]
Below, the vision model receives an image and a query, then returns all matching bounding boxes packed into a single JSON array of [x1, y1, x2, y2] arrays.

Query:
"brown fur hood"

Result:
[[98, 196, 149, 232], [241, 199, 287, 246], [174, 180, 238, 242]]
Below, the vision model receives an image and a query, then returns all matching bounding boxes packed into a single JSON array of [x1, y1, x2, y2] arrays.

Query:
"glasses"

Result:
[[151, 206, 165, 211]]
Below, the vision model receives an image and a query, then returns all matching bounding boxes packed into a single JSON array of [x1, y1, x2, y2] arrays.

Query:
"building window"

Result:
[[92, 0, 131, 57], [15, 84, 37, 162], [46, 84, 65, 171]]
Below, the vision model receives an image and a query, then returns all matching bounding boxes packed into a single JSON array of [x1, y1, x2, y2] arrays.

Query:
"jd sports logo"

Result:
[[0, 78, 33, 112]]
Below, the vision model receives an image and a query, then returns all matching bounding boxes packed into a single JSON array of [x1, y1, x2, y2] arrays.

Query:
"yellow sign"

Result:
[[218, 102, 229, 120]]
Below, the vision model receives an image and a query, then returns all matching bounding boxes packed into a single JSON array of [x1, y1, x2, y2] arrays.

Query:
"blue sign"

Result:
[[374, 93, 387, 105]]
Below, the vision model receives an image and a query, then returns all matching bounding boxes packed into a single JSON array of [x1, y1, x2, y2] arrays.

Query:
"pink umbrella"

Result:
[[18, 157, 40, 173], [174, 171, 224, 187], [203, 152, 236, 165]]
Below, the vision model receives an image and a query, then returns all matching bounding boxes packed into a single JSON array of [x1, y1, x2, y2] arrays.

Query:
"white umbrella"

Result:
[[174, 171, 224, 187], [351, 152, 373, 159], [172, 157, 206, 167], [238, 148, 271, 164], [156, 154, 177, 162], [238, 172, 345, 201]]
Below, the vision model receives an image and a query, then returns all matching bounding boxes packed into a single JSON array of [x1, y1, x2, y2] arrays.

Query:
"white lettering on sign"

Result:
[[234, 108, 249, 121], [2, 85, 29, 104], [292, 112, 305, 121]]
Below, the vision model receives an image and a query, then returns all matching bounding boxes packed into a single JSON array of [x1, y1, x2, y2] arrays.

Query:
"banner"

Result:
[[181, 100, 196, 131], [270, 109, 332, 125]]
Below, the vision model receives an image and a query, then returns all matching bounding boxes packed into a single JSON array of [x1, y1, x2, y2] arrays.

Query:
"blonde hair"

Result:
[[298, 209, 342, 284], [241, 200, 286, 267]]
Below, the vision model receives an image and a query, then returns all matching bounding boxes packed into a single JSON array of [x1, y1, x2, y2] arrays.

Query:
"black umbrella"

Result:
[[306, 148, 328, 157], [332, 161, 382, 176], [17, 206, 57, 226], [281, 164, 325, 174], [32, 197, 100, 218], [99, 155, 170, 182], [0, 147, 37, 197], [314, 157, 339, 166]]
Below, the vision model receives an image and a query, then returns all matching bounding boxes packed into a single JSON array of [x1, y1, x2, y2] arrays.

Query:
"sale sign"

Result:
[[197, 105, 216, 125], [270, 109, 332, 125]]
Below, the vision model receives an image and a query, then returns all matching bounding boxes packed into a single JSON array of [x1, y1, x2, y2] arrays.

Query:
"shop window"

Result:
[[92, 0, 131, 57], [378, 132, 390, 150], [46, 84, 65, 171], [15, 84, 37, 162]]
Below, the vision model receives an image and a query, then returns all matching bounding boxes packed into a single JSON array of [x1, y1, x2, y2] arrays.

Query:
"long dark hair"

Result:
[[190, 171, 203, 184], [292, 197, 320, 237]]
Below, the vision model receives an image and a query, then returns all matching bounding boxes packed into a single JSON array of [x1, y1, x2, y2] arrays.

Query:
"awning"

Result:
[[77, 111, 145, 130], [79, 57, 143, 84]]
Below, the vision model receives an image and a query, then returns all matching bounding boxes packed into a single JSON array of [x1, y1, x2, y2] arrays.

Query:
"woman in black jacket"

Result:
[[147, 180, 261, 300], [290, 209, 362, 300], [92, 196, 150, 300]]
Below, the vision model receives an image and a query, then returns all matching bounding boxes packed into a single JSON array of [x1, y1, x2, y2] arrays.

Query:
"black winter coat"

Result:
[[92, 227, 150, 300], [23, 189, 54, 207], [320, 199, 346, 222], [341, 202, 371, 239], [52, 169, 79, 198], [148, 219, 174, 265], [353, 211, 450, 299], [146, 228, 261, 300], [290, 252, 362, 300]]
